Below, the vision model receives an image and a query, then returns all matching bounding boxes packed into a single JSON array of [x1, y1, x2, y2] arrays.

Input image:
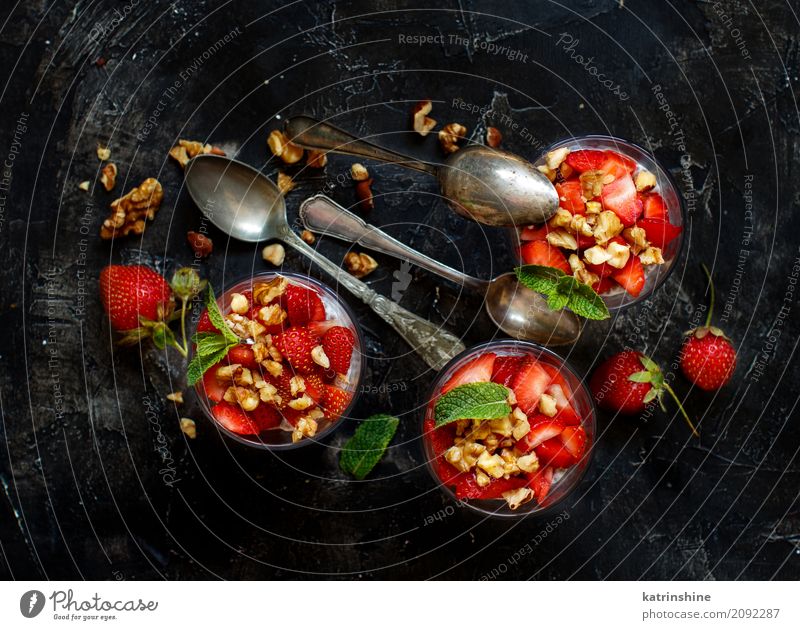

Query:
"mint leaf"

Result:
[[547, 292, 570, 311], [566, 280, 610, 320], [339, 414, 400, 480], [515, 264, 565, 294], [434, 382, 511, 428], [204, 286, 237, 343], [187, 329, 239, 386]]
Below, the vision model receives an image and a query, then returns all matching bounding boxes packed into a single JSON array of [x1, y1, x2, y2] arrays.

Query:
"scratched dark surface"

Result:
[[0, 0, 798, 580]]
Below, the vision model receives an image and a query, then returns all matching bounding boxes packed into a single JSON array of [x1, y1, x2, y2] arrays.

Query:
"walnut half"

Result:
[[100, 178, 163, 239]]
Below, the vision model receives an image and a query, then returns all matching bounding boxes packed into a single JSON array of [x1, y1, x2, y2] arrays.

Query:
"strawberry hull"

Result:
[[422, 340, 596, 517]]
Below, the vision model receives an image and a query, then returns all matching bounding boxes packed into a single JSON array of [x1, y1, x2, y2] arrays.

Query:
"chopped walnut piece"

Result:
[[223, 386, 259, 411], [96, 145, 111, 161], [438, 123, 467, 154], [253, 276, 288, 304], [583, 245, 614, 266], [289, 375, 306, 397], [485, 126, 502, 148], [267, 130, 304, 164], [639, 246, 665, 265], [344, 251, 378, 278], [262, 360, 283, 378], [311, 345, 330, 369], [169, 139, 226, 168], [546, 229, 578, 250], [261, 243, 286, 266], [412, 100, 437, 136], [78, 180, 90, 192], [635, 170, 657, 192], [569, 254, 600, 286], [306, 150, 328, 168], [258, 303, 287, 326], [592, 210, 624, 245], [300, 230, 316, 244], [570, 213, 594, 237], [516, 453, 540, 474], [288, 394, 314, 411], [502, 487, 534, 510], [276, 172, 296, 195], [166, 391, 184, 404], [539, 393, 558, 417], [537, 164, 556, 182], [187, 231, 213, 257], [230, 293, 250, 315], [476, 450, 506, 478], [100, 163, 117, 191], [100, 178, 163, 239], [558, 163, 574, 180], [511, 417, 531, 441], [585, 200, 602, 215], [545, 147, 570, 170], [180, 418, 197, 439], [292, 415, 319, 443], [606, 240, 632, 269], [580, 169, 612, 200], [548, 207, 573, 230], [623, 226, 649, 253], [489, 416, 514, 438]]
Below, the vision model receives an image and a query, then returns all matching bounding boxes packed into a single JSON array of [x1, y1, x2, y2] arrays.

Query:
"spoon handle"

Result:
[[281, 227, 465, 371], [285, 116, 438, 176], [299, 195, 489, 293]]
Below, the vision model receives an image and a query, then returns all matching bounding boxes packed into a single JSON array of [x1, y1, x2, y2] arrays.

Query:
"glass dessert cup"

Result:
[[421, 340, 596, 518], [193, 271, 364, 450], [513, 135, 686, 311]]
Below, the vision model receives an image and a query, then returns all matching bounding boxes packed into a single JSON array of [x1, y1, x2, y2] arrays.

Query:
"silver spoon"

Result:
[[184, 154, 466, 370], [284, 116, 559, 228], [299, 195, 581, 346]]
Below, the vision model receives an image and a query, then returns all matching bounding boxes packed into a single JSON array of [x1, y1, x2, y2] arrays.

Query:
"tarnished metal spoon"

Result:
[[299, 194, 581, 346], [183, 154, 466, 370], [284, 116, 559, 228]]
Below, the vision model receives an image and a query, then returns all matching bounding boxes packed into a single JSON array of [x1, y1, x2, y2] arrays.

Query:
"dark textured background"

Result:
[[1, 0, 798, 580]]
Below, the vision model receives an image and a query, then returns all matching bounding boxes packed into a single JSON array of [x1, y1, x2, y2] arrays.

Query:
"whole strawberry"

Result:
[[100, 265, 173, 330], [322, 326, 355, 375], [680, 265, 736, 391], [590, 350, 699, 436]]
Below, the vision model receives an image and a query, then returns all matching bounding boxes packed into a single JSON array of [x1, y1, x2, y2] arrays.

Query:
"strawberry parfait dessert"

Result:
[[519, 136, 684, 309], [422, 341, 595, 516], [192, 272, 363, 448]]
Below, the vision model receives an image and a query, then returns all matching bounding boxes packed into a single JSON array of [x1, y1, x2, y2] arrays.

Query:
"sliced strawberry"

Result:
[[560, 425, 587, 460], [637, 218, 682, 249], [517, 417, 565, 453], [302, 371, 327, 404], [492, 355, 523, 387], [546, 384, 581, 426], [424, 416, 463, 484], [520, 224, 551, 241], [307, 319, 338, 337], [520, 240, 571, 274], [282, 284, 326, 325], [534, 437, 577, 468], [565, 149, 606, 173], [555, 180, 585, 214], [576, 232, 596, 250], [611, 254, 646, 297], [273, 326, 321, 374], [641, 192, 667, 220], [201, 363, 227, 403], [541, 364, 569, 392], [322, 326, 355, 375], [599, 151, 636, 179], [321, 384, 351, 421], [592, 276, 616, 295], [211, 401, 258, 435], [248, 403, 281, 431], [600, 174, 642, 226], [226, 344, 258, 370], [526, 466, 554, 503], [511, 358, 551, 415], [441, 353, 496, 394], [196, 308, 220, 333], [455, 475, 526, 500]]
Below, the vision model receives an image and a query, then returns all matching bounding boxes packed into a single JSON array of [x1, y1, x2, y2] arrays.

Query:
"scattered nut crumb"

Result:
[[100, 162, 117, 192], [187, 231, 213, 257], [438, 123, 467, 154], [169, 139, 226, 169], [100, 178, 163, 239], [300, 230, 316, 244], [276, 171, 296, 195], [355, 178, 374, 210], [166, 391, 184, 404], [412, 100, 437, 136], [262, 243, 286, 266], [97, 145, 111, 161], [78, 180, 90, 192], [180, 418, 197, 439], [306, 150, 328, 168], [344, 251, 378, 278], [350, 163, 369, 181], [267, 130, 304, 164], [485, 127, 502, 148]]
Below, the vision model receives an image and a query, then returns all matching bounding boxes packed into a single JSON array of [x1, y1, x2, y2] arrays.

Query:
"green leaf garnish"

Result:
[[514, 264, 610, 320], [186, 285, 239, 386], [434, 382, 511, 428], [339, 414, 400, 480]]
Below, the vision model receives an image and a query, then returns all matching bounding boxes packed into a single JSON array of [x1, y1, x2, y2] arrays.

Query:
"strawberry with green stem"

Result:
[[590, 350, 699, 437], [680, 264, 737, 391]]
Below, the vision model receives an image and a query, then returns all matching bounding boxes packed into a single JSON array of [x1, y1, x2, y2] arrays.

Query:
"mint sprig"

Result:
[[515, 264, 610, 320], [434, 382, 511, 428], [186, 285, 239, 386], [339, 414, 400, 480]]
